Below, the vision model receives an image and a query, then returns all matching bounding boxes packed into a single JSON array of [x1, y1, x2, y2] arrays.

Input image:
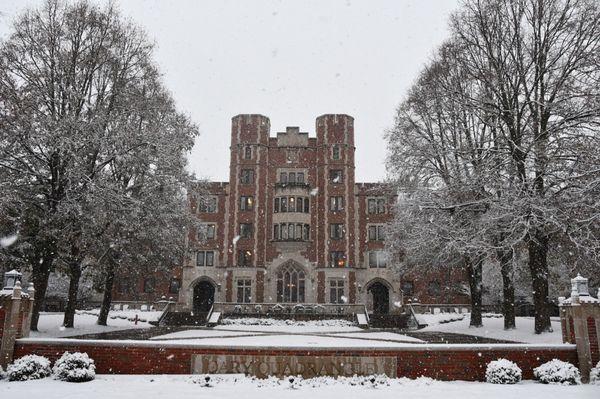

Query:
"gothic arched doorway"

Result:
[[193, 280, 215, 313], [276, 262, 306, 303], [368, 282, 389, 314]]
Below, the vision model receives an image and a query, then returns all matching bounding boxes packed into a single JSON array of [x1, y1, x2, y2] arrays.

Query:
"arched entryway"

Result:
[[193, 280, 215, 313], [368, 282, 390, 314]]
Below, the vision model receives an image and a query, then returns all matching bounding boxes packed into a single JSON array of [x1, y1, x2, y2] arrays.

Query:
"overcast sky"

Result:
[[0, 0, 460, 182]]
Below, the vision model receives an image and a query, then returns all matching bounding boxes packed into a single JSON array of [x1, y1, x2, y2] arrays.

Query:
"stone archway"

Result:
[[367, 281, 390, 314], [193, 280, 215, 313]]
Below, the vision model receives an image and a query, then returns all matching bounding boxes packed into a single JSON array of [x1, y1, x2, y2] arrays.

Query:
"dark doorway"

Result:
[[193, 281, 215, 312], [369, 282, 389, 314]]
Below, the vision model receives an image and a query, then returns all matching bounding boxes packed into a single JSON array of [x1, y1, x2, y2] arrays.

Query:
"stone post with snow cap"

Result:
[[0, 272, 35, 368], [559, 274, 600, 382]]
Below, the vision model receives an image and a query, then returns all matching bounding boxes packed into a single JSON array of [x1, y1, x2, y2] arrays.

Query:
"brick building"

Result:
[[176, 114, 468, 314]]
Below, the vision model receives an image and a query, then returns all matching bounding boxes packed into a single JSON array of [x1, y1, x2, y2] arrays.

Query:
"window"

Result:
[[198, 224, 216, 240], [240, 169, 254, 184], [143, 277, 155, 293], [238, 250, 253, 266], [196, 250, 215, 267], [401, 280, 414, 297], [330, 279, 345, 304], [297, 172, 305, 183], [169, 278, 181, 294], [368, 250, 387, 268], [240, 196, 254, 211], [237, 279, 252, 303], [329, 251, 346, 268], [239, 223, 253, 239], [276, 263, 305, 303], [198, 197, 217, 213], [368, 225, 385, 241], [428, 280, 441, 297], [330, 196, 344, 211], [273, 223, 310, 241], [117, 278, 131, 294], [367, 198, 386, 214], [244, 146, 252, 159], [288, 172, 296, 183], [274, 197, 309, 213], [329, 223, 345, 240], [279, 172, 288, 183], [332, 145, 341, 160], [330, 169, 343, 183]]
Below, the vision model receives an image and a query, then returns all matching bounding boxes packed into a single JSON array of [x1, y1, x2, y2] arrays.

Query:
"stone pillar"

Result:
[[559, 274, 600, 383]]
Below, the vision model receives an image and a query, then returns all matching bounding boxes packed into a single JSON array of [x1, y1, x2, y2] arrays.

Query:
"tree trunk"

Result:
[[498, 247, 516, 330], [63, 263, 82, 328], [528, 230, 552, 334], [466, 255, 483, 327], [97, 261, 116, 326], [30, 247, 55, 331]]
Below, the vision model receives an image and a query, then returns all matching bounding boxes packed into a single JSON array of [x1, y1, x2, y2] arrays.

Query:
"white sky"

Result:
[[0, 0, 460, 182]]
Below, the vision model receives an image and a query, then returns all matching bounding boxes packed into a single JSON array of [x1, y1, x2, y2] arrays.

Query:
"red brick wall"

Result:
[[588, 316, 598, 365], [14, 340, 577, 381], [0, 307, 5, 339]]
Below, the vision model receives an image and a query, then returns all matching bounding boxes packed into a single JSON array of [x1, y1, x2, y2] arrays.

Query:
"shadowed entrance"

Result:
[[369, 282, 389, 314], [193, 281, 215, 313]]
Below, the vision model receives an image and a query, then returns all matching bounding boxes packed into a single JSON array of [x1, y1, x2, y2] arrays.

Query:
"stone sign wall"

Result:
[[192, 354, 397, 378]]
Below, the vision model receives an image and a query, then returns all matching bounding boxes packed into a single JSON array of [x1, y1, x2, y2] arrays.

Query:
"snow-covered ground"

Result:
[[31, 312, 155, 338], [0, 375, 596, 399], [422, 315, 562, 344]]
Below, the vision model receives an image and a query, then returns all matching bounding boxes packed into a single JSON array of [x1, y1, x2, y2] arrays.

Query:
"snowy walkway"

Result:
[[0, 375, 597, 399]]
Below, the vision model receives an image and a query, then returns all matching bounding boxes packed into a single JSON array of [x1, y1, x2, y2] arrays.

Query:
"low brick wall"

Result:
[[13, 338, 578, 381]]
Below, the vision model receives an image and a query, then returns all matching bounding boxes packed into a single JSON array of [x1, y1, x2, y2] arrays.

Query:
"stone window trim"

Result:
[[329, 169, 344, 184], [240, 169, 255, 184], [197, 223, 217, 241], [329, 278, 345, 304], [331, 145, 341, 160], [236, 278, 253, 303], [368, 250, 388, 268], [329, 223, 345, 240], [367, 224, 385, 241], [239, 222, 253, 239], [197, 196, 218, 213], [240, 196, 254, 211], [243, 145, 253, 160], [274, 196, 310, 213], [196, 250, 216, 267], [273, 223, 310, 241], [329, 251, 346, 268], [237, 249, 253, 267], [329, 196, 345, 212], [367, 197, 386, 214]]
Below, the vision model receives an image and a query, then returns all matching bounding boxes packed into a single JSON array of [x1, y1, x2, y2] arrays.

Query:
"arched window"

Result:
[[276, 263, 306, 303]]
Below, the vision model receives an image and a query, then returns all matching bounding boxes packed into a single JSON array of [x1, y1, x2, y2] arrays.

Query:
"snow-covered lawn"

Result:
[[0, 375, 597, 399], [31, 312, 155, 338], [422, 315, 562, 344]]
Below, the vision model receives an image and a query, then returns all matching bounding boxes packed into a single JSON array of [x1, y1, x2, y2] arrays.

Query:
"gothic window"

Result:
[[276, 263, 306, 303], [330, 279, 345, 304]]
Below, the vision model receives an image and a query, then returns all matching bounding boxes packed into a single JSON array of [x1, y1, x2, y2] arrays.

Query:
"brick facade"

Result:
[[14, 339, 577, 380], [176, 114, 468, 313]]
